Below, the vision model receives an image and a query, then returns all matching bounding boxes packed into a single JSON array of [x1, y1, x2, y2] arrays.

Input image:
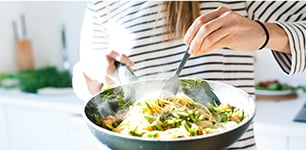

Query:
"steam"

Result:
[[91, 63, 179, 120]]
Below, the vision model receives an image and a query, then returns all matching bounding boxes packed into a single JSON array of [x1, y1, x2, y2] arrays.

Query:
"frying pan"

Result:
[[83, 78, 255, 150]]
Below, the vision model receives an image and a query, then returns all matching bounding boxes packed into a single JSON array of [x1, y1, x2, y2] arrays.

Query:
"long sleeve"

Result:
[[72, 1, 109, 101], [272, 20, 306, 75], [246, 1, 306, 75]]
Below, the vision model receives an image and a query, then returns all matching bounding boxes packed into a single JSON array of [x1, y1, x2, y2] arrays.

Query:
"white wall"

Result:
[[0, 1, 87, 72], [0, 1, 305, 86], [0, 2, 24, 72], [255, 50, 306, 86]]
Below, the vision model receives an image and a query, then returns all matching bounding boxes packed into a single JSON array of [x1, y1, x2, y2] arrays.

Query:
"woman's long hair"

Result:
[[163, 1, 200, 40]]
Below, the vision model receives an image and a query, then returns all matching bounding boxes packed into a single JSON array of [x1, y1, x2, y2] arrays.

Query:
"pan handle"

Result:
[[114, 61, 138, 84]]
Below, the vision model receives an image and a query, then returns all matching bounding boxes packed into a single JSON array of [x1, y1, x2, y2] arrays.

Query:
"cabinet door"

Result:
[[288, 136, 306, 150], [6, 105, 71, 150], [0, 105, 9, 150], [68, 114, 111, 150], [255, 134, 287, 150]]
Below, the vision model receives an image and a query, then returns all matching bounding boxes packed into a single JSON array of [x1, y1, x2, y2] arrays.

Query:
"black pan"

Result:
[[83, 78, 256, 150]]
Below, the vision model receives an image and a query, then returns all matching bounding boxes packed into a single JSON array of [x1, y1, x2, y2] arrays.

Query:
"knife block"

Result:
[[16, 39, 34, 71]]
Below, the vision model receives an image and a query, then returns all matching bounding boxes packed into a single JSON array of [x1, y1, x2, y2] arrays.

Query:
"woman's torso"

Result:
[[90, 1, 256, 149], [98, 1, 255, 97]]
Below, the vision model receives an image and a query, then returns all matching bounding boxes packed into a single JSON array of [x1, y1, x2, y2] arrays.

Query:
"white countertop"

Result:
[[0, 88, 84, 114], [1, 88, 306, 138], [254, 92, 306, 137]]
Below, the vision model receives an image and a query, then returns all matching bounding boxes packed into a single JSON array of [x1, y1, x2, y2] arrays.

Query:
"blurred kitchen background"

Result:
[[0, 1, 305, 84], [0, 1, 85, 73], [0, 1, 305, 150]]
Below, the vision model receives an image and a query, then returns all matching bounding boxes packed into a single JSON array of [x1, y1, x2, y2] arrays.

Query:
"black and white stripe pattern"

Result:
[[78, 1, 306, 149], [246, 1, 306, 76]]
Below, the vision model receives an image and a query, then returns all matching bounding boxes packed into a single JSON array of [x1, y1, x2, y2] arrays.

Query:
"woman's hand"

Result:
[[81, 50, 134, 95], [184, 6, 289, 56], [102, 50, 134, 86]]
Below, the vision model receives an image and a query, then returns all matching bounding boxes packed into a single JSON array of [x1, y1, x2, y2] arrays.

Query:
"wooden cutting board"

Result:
[[255, 93, 298, 101], [16, 39, 34, 71]]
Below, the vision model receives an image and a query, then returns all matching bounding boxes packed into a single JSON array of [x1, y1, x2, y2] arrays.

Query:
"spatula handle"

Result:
[[175, 47, 190, 76]]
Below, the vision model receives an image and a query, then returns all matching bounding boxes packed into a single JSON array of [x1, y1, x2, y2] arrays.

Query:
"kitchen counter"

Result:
[[2, 88, 305, 129], [254, 92, 306, 150], [1, 88, 306, 150], [0, 88, 107, 150], [0, 88, 84, 114], [254, 93, 306, 136]]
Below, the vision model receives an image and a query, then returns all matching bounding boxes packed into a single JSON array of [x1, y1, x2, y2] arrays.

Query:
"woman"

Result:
[[73, 1, 306, 149]]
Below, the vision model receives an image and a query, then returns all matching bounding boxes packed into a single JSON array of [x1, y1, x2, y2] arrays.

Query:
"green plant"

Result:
[[0, 66, 72, 93]]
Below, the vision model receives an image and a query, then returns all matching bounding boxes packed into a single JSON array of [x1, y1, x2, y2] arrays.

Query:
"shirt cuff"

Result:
[[72, 62, 93, 102], [271, 21, 306, 75]]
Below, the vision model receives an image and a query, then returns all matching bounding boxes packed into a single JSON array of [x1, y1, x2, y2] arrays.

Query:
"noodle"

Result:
[[102, 92, 245, 139]]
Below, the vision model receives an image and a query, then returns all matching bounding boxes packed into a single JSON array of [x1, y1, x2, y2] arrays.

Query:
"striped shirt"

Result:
[[73, 1, 306, 150]]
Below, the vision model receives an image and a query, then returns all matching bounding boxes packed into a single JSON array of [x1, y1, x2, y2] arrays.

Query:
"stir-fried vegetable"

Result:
[[101, 93, 245, 139], [256, 80, 306, 92]]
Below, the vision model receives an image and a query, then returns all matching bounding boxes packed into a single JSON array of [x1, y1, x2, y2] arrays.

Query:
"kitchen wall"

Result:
[[255, 50, 306, 86], [0, 2, 23, 73], [0, 1, 87, 73], [0, 1, 305, 86]]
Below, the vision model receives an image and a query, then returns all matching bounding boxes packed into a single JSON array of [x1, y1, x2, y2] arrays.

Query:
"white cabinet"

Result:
[[68, 114, 111, 150], [255, 134, 306, 150], [0, 89, 106, 150], [2, 104, 106, 150], [255, 134, 287, 150], [5, 105, 71, 150], [288, 136, 306, 150], [0, 106, 9, 150], [254, 95, 306, 150]]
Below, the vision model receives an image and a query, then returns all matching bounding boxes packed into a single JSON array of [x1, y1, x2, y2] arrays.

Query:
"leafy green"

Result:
[[256, 80, 306, 92], [0, 66, 72, 93]]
